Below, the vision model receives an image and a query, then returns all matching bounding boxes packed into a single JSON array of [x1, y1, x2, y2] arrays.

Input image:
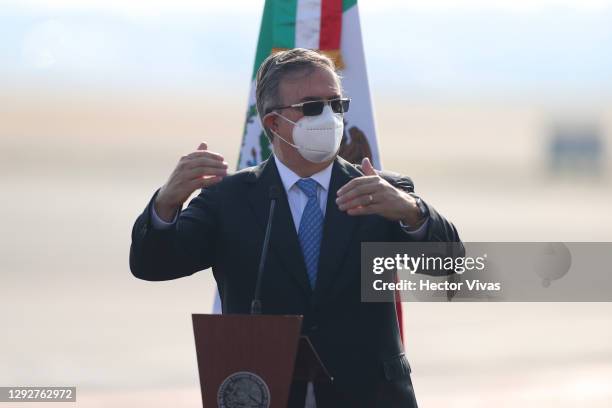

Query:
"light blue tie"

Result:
[[296, 178, 324, 289]]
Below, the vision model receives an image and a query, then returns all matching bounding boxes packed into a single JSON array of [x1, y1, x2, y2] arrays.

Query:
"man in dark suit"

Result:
[[130, 48, 461, 407]]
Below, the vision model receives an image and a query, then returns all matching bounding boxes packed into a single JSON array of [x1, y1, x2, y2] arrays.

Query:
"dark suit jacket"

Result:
[[130, 156, 461, 407]]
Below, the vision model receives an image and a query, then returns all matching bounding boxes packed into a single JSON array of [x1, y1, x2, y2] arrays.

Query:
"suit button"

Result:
[[309, 325, 319, 332]]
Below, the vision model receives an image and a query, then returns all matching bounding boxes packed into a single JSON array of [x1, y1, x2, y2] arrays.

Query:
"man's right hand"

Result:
[[154, 142, 228, 222]]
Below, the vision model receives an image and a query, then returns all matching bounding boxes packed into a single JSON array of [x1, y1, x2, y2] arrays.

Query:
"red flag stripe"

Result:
[[319, 0, 342, 50], [395, 278, 405, 342]]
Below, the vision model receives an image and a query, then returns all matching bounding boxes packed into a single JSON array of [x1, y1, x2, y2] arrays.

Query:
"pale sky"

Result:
[[2, 0, 612, 99], [7, 0, 612, 15]]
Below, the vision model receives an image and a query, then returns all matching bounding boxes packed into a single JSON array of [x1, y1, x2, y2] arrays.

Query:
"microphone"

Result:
[[250, 186, 281, 314]]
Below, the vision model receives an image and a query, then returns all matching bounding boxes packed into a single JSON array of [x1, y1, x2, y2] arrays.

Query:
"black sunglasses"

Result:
[[271, 98, 350, 116]]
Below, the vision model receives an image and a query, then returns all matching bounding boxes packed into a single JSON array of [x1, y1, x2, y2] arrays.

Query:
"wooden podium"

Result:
[[192, 314, 332, 408]]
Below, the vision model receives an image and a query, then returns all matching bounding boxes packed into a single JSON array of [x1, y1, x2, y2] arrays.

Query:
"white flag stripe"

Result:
[[295, 0, 322, 49], [237, 81, 262, 170], [338, 4, 381, 168]]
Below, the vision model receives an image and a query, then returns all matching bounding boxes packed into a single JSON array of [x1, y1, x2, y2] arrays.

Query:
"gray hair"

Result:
[[255, 48, 340, 139]]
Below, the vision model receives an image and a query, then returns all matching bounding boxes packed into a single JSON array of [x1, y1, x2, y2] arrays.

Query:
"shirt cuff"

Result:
[[398, 217, 429, 240], [150, 203, 179, 230]]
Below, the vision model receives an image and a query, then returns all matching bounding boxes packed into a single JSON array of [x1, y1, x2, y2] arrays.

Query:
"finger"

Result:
[[361, 157, 377, 176], [184, 156, 228, 170], [185, 152, 225, 164], [338, 191, 380, 211], [336, 181, 381, 204], [336, 176, 379, 197], [186, 150, 225, 162], [184, 166, 228, 180], [346, 204, 382, 216], [197, 141, 208, 151]]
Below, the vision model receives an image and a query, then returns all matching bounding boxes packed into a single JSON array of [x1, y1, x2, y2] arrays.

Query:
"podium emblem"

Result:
[[217, 371, 271, 408]]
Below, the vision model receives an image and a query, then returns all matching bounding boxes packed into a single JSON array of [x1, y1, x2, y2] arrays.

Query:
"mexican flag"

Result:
[[217, 0, 404, 339]]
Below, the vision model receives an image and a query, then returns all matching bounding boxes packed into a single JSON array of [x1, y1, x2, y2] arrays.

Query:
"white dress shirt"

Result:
[[273, 155, 332, 232]]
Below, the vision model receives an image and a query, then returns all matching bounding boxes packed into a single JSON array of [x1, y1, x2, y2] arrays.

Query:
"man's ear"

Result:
[[262, 112, 278, 133], [261, 112, 279, 141]]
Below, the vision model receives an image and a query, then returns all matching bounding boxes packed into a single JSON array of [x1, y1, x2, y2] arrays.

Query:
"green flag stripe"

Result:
[[251, 0, 275, 79], [251, 0, 298, 79], [272, 1, 298, 50], [343, 0, 357, 12]]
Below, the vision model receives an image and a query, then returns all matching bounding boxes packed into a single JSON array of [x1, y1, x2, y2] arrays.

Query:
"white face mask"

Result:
[[269, 104, 344, 163]]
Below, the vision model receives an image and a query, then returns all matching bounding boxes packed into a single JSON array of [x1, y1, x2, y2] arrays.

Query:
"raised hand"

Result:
[[154, 142, 228, 222], [335, 157, 423, 227]]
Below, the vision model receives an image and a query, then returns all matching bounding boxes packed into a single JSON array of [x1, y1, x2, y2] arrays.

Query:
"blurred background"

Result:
[[1, 0, 611, 407]]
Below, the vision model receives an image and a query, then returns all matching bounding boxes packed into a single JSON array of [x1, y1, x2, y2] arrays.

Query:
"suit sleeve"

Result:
[[129, 184, 220, 281]]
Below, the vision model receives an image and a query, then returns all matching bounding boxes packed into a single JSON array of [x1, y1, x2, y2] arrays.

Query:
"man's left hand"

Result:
[[336, 158, 424, 228]]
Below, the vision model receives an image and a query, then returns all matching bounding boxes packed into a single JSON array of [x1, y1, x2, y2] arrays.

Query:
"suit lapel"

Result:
[[313, 157, 362, 305], [245, 158, 313, 298]]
